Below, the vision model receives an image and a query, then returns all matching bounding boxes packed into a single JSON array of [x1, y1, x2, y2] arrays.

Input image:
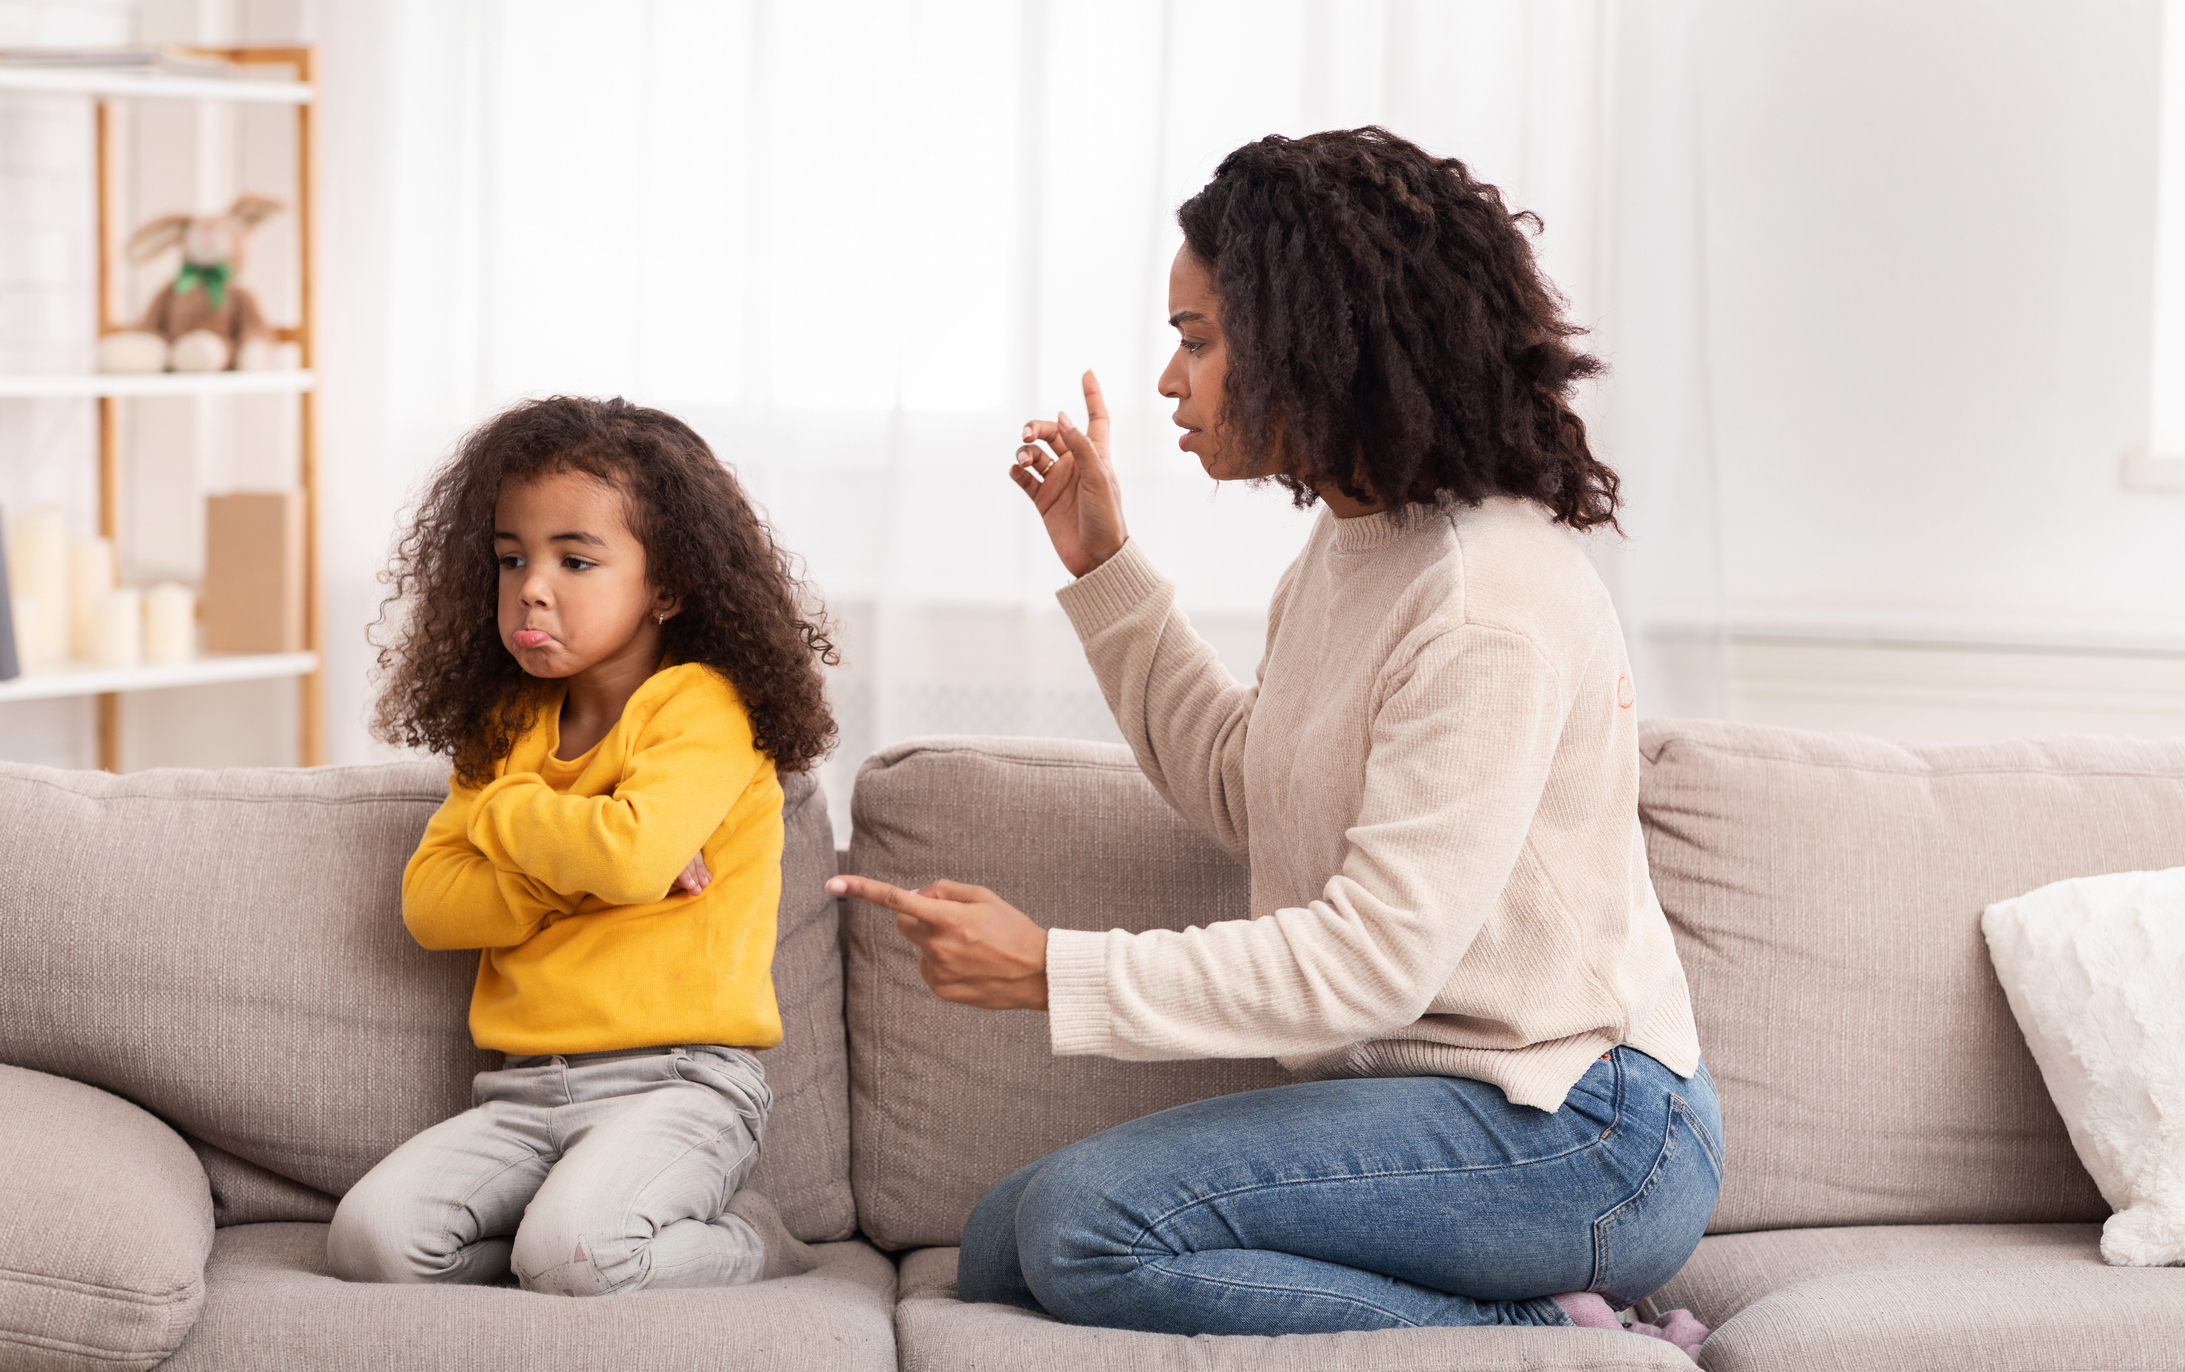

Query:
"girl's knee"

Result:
[[509, 1199, 640, 1297], [327, 1180, 460, 1285]]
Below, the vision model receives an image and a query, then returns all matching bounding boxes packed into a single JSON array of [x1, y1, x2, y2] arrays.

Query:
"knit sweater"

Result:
[[403, 663, 784, 1055], [1045, 495, 1700, 1111]]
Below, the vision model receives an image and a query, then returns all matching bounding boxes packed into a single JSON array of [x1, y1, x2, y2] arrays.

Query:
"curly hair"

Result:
[[372, 396, 838, 784], [1177, 126, 1619, 528]]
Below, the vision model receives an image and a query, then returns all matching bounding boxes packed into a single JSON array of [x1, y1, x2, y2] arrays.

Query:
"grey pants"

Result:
[[327, 1045, 771, 1296]]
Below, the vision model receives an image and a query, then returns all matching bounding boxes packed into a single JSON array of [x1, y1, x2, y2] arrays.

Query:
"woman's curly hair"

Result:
[[372, 396, 838, 784], [1178, 126, 1619, 528]]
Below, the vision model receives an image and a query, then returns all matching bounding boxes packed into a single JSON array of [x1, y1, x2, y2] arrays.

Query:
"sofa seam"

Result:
[[0, 771, 444, 807], [0, 1329, 186, 1363], [1644, 741, 2185, 783], [0, 1267, 202, 1306]]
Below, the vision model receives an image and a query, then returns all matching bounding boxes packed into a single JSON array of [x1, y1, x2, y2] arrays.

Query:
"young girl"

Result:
[[329, 395, 836, 1297]]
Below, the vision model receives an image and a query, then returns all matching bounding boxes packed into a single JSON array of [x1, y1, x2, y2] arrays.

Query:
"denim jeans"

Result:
[[327, 1045, 771, 1296], [957, 1048, 1722, 1336]]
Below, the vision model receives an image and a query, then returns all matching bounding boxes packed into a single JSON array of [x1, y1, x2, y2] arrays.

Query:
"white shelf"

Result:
[[0, 66, 311, 104], [0, 651, 318, 704], [0, 370, 314, 398]]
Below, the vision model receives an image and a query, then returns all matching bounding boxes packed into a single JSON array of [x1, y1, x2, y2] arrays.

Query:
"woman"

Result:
[[827, 128, 1719, 1355]]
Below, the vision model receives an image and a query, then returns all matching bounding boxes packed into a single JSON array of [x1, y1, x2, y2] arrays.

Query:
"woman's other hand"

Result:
[[827, 874, 1049, 1010], [1012, 370, 1128, 578], [674, 851, 711, 895]]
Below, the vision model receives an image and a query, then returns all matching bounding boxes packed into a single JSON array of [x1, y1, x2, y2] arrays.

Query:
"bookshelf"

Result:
[[0, 47, 321, 769]]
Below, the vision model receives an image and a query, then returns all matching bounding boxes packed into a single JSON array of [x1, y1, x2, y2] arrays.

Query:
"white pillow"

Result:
[[1982, 867, 2185, 1266]]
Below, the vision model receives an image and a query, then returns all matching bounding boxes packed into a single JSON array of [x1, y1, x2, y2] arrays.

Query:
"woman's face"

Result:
[[1159, 246, 1251, 480]]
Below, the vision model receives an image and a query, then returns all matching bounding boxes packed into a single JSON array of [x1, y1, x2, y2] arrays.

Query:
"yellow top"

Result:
[[402, 662, 784, 1055]]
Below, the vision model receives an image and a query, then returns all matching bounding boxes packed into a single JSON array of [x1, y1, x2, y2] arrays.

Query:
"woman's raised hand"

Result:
[[1012, 370, 1128, 579], [826, 874, 1049, 1010]]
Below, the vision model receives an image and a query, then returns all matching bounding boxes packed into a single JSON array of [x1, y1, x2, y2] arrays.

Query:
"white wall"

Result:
[[1694, 0, 2183, 643]]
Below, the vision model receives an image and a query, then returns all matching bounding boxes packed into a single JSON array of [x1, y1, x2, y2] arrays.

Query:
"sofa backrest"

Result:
[[842, 737, 1282, 1250], [1639, 720, 2185, 1233], [0, 760, 854, 1242]]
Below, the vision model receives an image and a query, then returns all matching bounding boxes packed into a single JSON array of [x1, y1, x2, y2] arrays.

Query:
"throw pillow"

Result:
[[1982, 867, 2185, 1266]]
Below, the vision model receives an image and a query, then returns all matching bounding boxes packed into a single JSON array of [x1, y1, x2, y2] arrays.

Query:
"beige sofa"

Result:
[[2, 720, 2181, 1372]]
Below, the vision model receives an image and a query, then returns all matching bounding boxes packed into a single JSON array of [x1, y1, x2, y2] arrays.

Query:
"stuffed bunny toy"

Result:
[[96, 194, 284, 374]]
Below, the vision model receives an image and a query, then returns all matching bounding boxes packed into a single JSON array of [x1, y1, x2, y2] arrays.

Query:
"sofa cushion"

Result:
[[1638, 722, 2185, 1233], [0, 761, 854, 1242], [843, 737, 1286, 1250], [893, 1247, 1692, 1371], [742, 772, 857, 1240], [0, 1065, 214, 1372], [1643, 1224, 2184, 1372], [162, 1224, 895, 1372]]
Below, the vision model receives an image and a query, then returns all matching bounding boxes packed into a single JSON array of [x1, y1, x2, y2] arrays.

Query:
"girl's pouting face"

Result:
[[493, 469, 670, 680]]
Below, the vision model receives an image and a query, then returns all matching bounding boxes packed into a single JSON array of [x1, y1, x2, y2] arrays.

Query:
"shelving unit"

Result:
[[0, 47, 320, 769]]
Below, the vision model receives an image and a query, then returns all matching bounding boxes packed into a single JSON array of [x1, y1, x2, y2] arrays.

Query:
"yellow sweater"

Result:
[[402, 663, 784, 1055]]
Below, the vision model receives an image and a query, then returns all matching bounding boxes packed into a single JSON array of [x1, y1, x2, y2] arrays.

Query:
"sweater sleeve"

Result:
[[464, 677, 759, 906], [1055, 538, 1258, 860], [401, 784, 578, 950], [1044, 624, 1568, 1060]]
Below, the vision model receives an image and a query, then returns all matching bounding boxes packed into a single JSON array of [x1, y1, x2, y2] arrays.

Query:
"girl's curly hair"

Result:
[[372, 396, 838, 784], [1178, 126, 1619, 528]]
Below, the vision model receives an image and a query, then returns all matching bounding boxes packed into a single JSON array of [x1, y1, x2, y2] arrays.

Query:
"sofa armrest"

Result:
[[0, 1064, 214, 1372]]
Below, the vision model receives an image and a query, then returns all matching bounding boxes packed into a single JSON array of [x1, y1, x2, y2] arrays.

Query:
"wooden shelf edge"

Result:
[[0, 66, 312, 103], [0, 370, 315, 399], [0, 651, 320, 704]]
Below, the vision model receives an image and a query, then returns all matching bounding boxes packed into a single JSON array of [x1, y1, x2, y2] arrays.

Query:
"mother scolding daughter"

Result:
[[829, 127, 1722, 1355]]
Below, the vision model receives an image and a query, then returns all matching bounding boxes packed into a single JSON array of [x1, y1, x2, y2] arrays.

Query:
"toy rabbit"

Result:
[[96, 194, 285, 374]]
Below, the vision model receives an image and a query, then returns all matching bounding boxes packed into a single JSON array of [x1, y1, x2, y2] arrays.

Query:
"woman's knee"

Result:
[[955, 1157, 1049, 1309], [1008, 1146, 1171, 1321]]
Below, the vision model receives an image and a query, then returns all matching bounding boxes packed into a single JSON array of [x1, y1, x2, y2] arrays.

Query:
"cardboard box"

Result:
[[203, 491, 304, 654]]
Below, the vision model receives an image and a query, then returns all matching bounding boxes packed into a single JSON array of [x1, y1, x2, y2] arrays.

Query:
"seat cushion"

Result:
[[1644, 1224, 2185, 1372], [162, 1224, 895, 1372], [893, 1247, 1691, 1372], [1638, 722, 2185, 1232], [843, 737, 1286, 1250], [0, 1065, 214, 1372], [0, 761, 853, 1242]]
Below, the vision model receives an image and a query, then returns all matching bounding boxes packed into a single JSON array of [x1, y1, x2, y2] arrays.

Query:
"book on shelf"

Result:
[[0, 510, 17, 681]]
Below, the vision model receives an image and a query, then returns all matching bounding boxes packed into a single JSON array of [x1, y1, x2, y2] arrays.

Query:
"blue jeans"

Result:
[[958, 1048, 1722, 1336]]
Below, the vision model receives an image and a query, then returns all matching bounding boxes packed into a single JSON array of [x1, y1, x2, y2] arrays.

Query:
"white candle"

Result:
[[8, 593, 44, 670], [93, 587, 142, 669], [142, 581, 195, 664], [71, 536, 116, 662], [9, 506, 69, 665]]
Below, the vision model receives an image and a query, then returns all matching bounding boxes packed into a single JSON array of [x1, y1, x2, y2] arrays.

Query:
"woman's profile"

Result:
[[831, 127, 1720, 1356]]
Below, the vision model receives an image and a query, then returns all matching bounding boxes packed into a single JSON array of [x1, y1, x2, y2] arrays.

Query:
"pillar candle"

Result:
[[71, 536, 116, 662], [142, 582, 196, 664], [8, 594, 42, 671], [9, 507, 69, 665], [93, 587, 142, 669]]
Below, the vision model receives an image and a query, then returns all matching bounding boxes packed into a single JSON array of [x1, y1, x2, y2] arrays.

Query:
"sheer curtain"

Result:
[[312, 0, 1724, 832]]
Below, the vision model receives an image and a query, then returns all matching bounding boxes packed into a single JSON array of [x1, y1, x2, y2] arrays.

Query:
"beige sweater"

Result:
[[1046, 494, 1700, 1111]]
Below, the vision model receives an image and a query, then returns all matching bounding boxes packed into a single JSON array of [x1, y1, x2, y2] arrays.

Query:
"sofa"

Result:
[[1, 719, 2181, 1372]]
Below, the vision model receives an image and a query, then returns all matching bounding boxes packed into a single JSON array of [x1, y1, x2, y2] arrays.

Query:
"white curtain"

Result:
[[310, 0, 1725, 833]]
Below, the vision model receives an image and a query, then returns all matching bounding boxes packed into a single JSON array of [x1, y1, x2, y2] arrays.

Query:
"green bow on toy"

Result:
[[174, 261, 233, 309]]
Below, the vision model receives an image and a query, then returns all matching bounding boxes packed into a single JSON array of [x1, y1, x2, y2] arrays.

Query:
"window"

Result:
[[2132, 0, 2185, 489]]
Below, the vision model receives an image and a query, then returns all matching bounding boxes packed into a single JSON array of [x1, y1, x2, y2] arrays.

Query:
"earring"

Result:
[[655, 610, 668, 625]]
